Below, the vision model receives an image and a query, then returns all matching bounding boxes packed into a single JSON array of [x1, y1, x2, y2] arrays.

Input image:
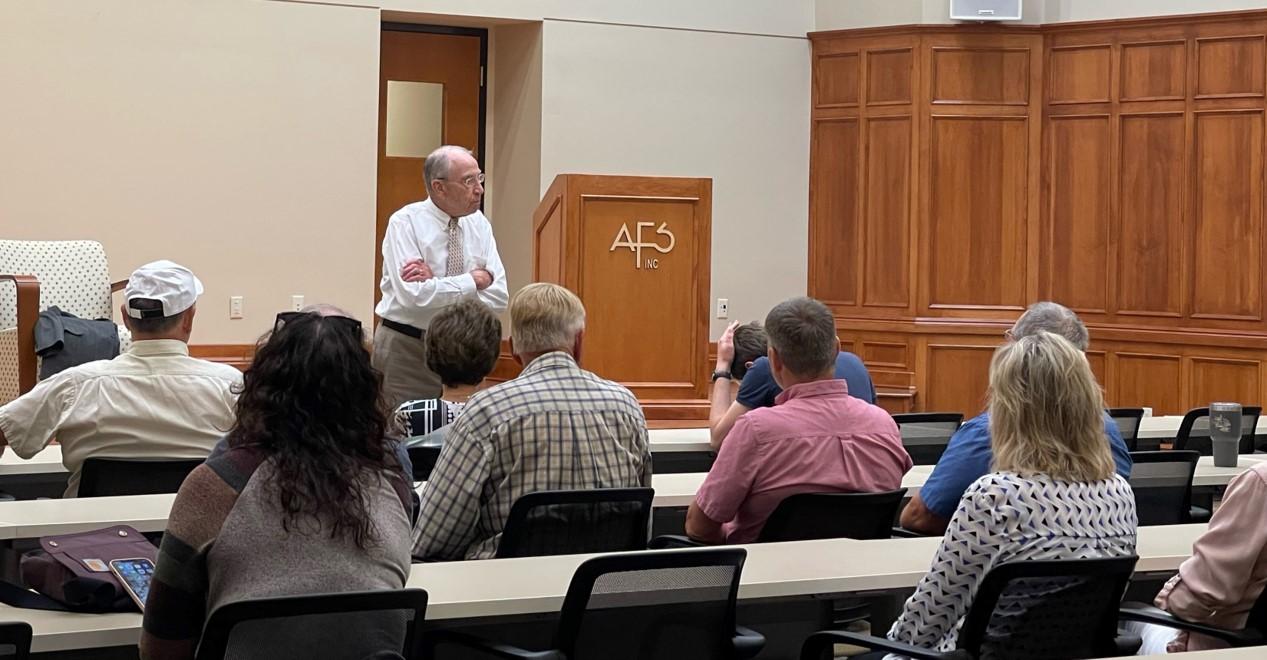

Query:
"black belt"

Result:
[[382, 318, 423, 339]]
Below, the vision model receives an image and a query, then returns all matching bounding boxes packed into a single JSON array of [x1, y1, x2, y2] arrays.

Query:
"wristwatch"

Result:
[[710, 370, 732, 382]]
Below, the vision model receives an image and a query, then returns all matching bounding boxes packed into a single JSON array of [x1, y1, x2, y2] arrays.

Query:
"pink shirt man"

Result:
[[693, 379, 912, 544]]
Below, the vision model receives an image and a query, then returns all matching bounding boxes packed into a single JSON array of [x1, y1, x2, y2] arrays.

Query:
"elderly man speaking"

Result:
[[374, 145, 508, 408]]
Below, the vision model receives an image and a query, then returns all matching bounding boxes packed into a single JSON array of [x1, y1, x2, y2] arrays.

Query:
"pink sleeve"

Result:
[[693, 415, 760, 524], [1166, 467, 1267, 622]]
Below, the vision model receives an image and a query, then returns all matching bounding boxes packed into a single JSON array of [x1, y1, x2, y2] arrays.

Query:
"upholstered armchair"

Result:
[[0, 240, 132, 404]]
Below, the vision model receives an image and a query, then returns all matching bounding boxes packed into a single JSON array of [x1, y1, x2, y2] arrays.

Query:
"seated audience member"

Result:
[[1129, 460, 1267, 653], [0, 260, 239, 497], [886, 331, 1138, 655], [414, 283, 652, 561], [709, 317, 875, 450], [687, 297, 911, 544], [394, 299, 501, 442], [900, 301, 1133, 535], [141, 311, 413, 660]]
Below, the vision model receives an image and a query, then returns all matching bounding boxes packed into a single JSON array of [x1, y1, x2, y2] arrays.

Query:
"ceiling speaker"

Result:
[[950, 0, 1022, 21]]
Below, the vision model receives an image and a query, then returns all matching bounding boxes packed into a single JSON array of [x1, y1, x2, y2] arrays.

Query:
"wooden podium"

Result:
[[532, 174, 712, 419]]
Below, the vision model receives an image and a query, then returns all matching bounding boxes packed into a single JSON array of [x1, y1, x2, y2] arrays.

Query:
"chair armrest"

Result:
[[1118, 603, 1264, 647], [800, 630, 967, 660], [0, 274, 39, 395], [732, 625, 765, 659], [422, 629, 563, 660], [111, 279, 127, 293], [648, 534, 706, 549], [891, 527, 929, 538]]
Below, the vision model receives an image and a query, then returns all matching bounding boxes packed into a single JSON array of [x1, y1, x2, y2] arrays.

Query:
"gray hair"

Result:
[[765, 297, 838, 377], [423, 145, 475, 193], [300, 303, 353, 318], [510, 283, 586, 355], [1011, 302, 1089, 351]]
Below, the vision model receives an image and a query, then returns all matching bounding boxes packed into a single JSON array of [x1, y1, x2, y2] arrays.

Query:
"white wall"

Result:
[[0, 0, 380, 344], [539, 20, 812, 336], [1042, 0, 1267, 22]]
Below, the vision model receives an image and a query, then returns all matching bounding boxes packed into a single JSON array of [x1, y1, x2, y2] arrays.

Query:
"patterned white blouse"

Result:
[[887, 471, 1138, 654]]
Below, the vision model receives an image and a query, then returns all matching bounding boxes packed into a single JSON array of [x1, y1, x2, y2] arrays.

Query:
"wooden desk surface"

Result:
[[0, 524, 1206, 653]]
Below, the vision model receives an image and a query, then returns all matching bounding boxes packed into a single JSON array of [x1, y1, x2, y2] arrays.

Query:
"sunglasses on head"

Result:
[[273, 311, 363, 338]]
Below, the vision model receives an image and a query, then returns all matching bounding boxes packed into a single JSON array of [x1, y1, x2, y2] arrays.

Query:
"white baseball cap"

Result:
[[124, 260, 204, 319]]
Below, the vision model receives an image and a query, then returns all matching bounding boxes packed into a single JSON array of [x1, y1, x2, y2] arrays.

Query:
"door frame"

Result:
[[380, 21, 488, 166]]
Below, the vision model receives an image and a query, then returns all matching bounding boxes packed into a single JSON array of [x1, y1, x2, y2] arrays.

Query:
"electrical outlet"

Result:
[[716, 298, 729, 319], [229, 296, 244, 319], [291, 295, 305, 312]]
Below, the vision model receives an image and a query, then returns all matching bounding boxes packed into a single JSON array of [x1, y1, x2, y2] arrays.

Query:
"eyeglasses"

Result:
[[438, 172, 485, 188], [274, 311, 363, 339]]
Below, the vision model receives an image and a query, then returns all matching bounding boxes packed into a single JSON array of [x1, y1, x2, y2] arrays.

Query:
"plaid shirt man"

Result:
[[414, 351, 652, 560]]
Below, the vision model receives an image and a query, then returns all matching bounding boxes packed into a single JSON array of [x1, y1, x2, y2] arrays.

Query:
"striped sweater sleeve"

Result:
[[139, 463, 244, 660]]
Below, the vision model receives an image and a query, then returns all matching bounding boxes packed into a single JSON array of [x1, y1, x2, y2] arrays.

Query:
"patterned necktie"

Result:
[[445, 217, 464, 277]]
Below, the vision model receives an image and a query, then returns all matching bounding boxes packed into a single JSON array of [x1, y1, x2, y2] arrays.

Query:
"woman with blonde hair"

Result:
[[884, 331, 1138, 654]]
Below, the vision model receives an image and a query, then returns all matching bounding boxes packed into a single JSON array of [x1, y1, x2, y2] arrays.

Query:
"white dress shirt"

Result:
[[375, 198, 509, 330], [0, 339, 242, 496]]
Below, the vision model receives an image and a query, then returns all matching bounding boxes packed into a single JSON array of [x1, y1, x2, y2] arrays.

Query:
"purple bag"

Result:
[[4, 525, 158, 612]]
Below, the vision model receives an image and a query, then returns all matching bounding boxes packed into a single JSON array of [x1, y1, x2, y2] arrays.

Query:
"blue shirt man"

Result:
[[737, 352, 876, 409], [906, 411, 1133, 530]]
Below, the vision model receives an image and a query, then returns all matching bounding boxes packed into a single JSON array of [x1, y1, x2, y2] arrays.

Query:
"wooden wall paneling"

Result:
[[816, 51, 861, 108], [931, 47, 1031, 105], [1189, 356, 1263, 407], [1086, 350, 1108, 390], [1046, 114, 1112, 313], [810, 118, 860, 306], [1117, 112, 1186, 317], [1048, 45, 1112, 104], [1195, 35, 1266, 99], [1121, 40, 1186, 102], [866, 48, 914, 105], [926, 115, 1030, 309], [923, 342, 995, 416], [1190, 110, 1264, 320], [861, 115, 913, 308], [1114, 352, 1184, 414]]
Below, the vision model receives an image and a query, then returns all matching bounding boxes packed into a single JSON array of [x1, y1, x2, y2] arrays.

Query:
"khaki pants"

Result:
[[372, 324, 442, 409]]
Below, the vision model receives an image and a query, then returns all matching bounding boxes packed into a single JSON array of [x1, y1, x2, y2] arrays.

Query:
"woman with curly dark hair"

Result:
[[140, 310, 414, 660]]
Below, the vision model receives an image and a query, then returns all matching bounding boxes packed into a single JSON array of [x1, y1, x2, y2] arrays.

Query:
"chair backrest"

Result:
[[956, 556, 1138, 659], [405, 446, 441, 482], [495, 488, 654, 559], [1108, 408, 1146, 451], [1174, 406, 1262, 455], [0, 240, 113, 329], [1128, 450, 1199, 525], [195, 588, 428, 660], [77, 457, 205, 497], [892, 412, 963, 465], [554, 548, 745, 660], [757, 489, 908, 543], [0, 622, 31, 660]]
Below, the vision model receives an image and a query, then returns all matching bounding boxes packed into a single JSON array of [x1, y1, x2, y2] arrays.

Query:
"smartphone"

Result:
[[109, 558, 155, 611]]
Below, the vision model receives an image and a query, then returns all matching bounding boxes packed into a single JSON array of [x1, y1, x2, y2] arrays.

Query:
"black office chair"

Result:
[[495, 488, 655, 559], [1128, 450, 1201, 526], [1174, 406, 1262, 455], [892, 413, 963, 465], [757, 489, 909, 542], [406, 446, 441, 482], [77, 457, 204, 497], [425, 549, 764, 660], [195, 588, 428, 660], [1120, 585, 1267, 648], [0, 622, 31, 660], [1108, 408, 1147, 451], [801, 556, 1141, 660]]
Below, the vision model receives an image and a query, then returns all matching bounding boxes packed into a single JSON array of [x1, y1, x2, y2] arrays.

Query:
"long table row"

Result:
[[0, 455, 1256, 541], [0, 523, 1207, 653], [0, 413, 1219, 478]]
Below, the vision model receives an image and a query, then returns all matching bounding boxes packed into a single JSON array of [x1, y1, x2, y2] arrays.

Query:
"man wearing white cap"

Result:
[[0, 260, 241, 496]]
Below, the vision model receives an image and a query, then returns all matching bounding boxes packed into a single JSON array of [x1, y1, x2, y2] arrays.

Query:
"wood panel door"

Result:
[[376, 26, 485, 308]]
